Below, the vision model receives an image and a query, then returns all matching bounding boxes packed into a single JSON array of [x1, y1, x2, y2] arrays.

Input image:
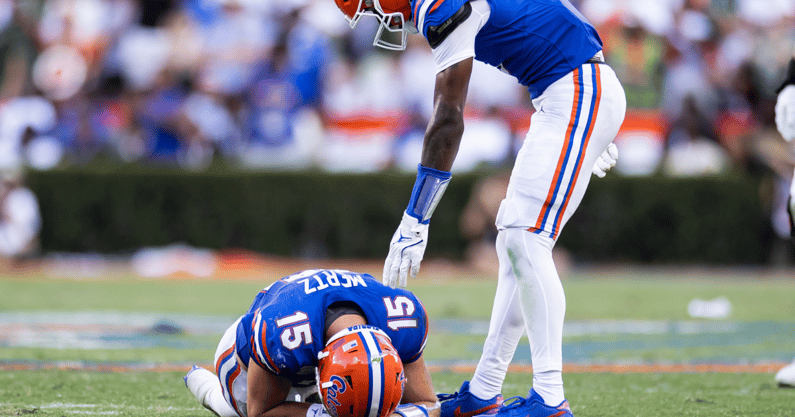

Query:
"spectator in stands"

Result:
[[88, 74, 144, 163], [604, 22, 665, 109], [0, 93, 60, 170], [0, 169, 41, 268], [238, 7, 328, 170], [135, 72, 193, 165], [198, 0, 273, 98], [0, 0, 789, 176], [663, 95, 730, 177], [0, 0, 37, 102]]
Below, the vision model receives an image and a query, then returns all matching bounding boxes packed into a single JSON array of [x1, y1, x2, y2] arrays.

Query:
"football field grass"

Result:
[[2, 265, 795, 416], [2, 370, 795, 416]]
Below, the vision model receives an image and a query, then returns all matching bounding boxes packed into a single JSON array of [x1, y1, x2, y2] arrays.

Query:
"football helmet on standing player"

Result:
[[333, 0, 414, 50]]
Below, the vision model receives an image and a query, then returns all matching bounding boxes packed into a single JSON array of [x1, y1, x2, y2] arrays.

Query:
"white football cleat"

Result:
[[775, 360, 795, 387]]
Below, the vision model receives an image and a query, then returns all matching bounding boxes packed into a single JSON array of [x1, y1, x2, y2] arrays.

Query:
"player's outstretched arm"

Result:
[[393, 355, 441, 417], [383, 58, 474, 288], [421, 58, 474, 172]]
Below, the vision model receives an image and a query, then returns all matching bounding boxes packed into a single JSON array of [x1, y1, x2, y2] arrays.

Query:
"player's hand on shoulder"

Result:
[[592, 142, 618, 178], [383, 211, 429, 288], [776, 85, 795, 142]]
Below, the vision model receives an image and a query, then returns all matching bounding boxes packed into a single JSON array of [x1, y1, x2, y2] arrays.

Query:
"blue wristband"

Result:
[[394, 404, 429, 417], [406, 164, 452, 224]]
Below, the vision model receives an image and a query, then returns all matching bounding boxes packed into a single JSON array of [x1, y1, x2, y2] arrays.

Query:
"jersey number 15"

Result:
[[275, 296, 418, 350]]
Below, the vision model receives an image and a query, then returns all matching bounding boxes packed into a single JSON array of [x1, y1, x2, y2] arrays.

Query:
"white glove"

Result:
[[592, 142, 619, 178], [776, 85, 795, 141], [383, 211, 428, 288]]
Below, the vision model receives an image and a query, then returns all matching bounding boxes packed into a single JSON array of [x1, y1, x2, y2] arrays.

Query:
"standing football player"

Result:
[[332, 0, 625, 416], [184, 269, 441, 417], [773, 57, 795, 388]]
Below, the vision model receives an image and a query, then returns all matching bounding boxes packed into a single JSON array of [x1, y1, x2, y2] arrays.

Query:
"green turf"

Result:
[[563, 332, 795, 364], [3, 269, 795, 415], [0, 346, 216, 364], [0, 278, 263, 315], [1, 370, 793, 417], [4, 271, 795, 321]]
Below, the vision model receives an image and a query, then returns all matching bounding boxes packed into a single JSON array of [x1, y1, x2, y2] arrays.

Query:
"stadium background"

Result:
[[3, 0, 795, 416]]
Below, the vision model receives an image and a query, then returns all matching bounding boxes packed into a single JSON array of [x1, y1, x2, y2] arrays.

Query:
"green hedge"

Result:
[[26, 167, 773, 264], [26, 168, 471, 259], [561, 175, 773, 264]]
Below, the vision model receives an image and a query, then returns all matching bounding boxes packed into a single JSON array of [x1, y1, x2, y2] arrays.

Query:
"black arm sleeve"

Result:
[[426, 2, 473, 49]]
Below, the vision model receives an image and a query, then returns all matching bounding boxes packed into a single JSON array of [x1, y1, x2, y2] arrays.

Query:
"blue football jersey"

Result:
[[412, 0, 602, 97], [235, 269, 429, 385]]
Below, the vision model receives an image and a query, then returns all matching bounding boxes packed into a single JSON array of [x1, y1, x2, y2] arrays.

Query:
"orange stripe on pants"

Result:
[[550, 64, 602, 238], [532, 68, 581, 232]]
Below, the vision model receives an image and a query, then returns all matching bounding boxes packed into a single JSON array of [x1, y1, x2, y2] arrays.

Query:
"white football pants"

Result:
[[471, 62, 626, 399]]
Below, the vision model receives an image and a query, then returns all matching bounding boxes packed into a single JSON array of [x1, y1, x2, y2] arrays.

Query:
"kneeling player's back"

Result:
[[235, 270, 429, 377]]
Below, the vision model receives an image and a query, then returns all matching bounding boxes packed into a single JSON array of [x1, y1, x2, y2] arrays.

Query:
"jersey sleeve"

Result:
[[426, 0, 491, 73], [249, 309, 290, 375]]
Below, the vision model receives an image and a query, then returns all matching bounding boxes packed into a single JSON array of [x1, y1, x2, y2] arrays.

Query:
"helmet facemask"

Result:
[[345, 0, 412, 50]]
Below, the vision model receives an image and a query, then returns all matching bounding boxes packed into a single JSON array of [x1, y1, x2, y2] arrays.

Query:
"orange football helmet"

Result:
[[317, 325, 405, 417], [333, 0, 414, 50]]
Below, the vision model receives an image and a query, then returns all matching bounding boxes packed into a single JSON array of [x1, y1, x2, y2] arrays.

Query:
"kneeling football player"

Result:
[[184, 269, 440, 417]]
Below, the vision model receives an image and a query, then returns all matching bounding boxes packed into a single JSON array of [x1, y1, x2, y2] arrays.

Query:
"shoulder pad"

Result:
[[426, 2, 472, 49]]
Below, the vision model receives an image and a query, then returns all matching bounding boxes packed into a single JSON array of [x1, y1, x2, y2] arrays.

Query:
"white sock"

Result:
[[470, 231, 526, 400], [186, 367, 239, 417], [532, 370, 564, 406]]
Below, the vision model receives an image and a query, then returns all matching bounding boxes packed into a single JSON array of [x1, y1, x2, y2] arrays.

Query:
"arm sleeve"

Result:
[[431, 0, 491, 73]]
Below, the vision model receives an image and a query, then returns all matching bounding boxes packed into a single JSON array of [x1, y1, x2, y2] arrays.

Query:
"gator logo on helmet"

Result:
[[324, 375, 348, 414]]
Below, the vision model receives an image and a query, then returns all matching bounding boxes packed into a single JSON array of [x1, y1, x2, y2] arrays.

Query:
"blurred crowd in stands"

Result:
[[0, 0, 794, 265], [0, 0, 793, 175]]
